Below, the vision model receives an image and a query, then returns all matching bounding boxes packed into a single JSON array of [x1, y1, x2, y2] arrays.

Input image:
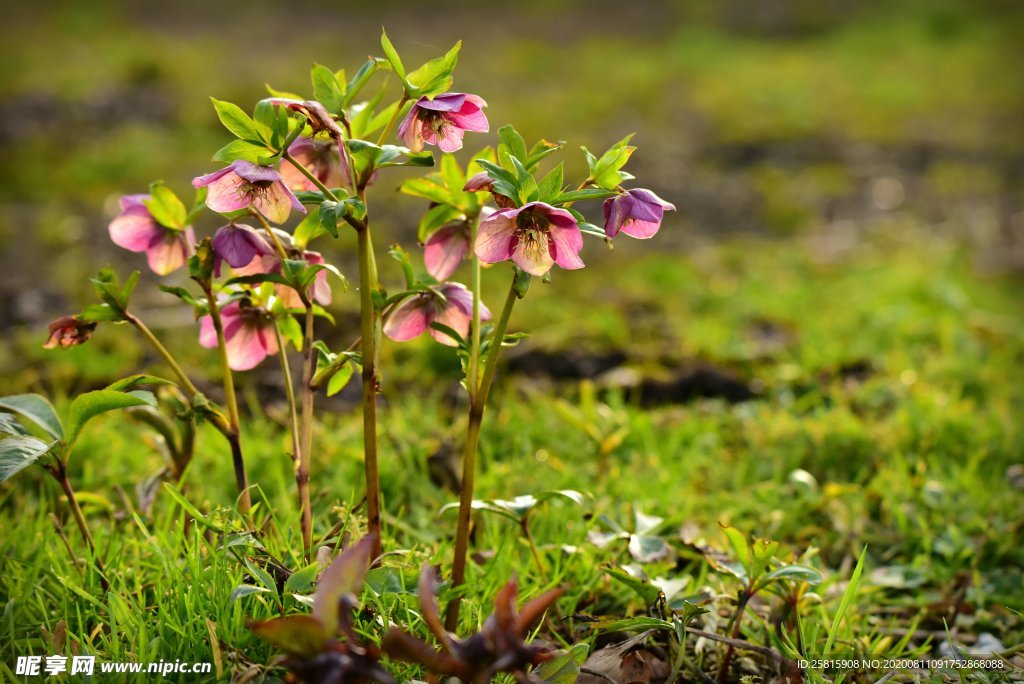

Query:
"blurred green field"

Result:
[[1, 1, 1023, 681]]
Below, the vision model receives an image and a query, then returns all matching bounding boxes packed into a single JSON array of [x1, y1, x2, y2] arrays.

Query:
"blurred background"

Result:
[[0, 0, 1021, 396]]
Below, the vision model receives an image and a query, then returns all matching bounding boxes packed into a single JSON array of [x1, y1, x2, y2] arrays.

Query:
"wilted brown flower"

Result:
[[43, 316, 97, 349]]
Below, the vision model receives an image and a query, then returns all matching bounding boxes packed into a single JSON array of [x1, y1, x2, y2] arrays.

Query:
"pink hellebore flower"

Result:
[[423, 208, 493, 281], [274, 251, 333, 309], [279, 136, 347, 192], [199, 300, 278, 371], [398, 93, 488, 154], [108, 195, 196, 275], [192, 161, 305, 224], [602, 188, 676, 239], [383, 283, 490, 347], [475, 202, 585, 277]]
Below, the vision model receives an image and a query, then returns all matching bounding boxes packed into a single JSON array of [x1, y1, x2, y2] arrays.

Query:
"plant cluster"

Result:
[[1, 30, 679, 681]]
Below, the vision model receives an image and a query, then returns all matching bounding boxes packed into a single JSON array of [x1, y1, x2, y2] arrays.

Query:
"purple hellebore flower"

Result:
[[602, 188, 676, 239], [192, 161, 305, 224], [383, 283, 490, 347], [211, 223, 275, 276], [279, 136, 348, 192], [423, 208, 494, 281], [398, 93, 488, 154], [199, 300, 278, 371], [108, 195, 196, 276], [475, 202, 585, 277]]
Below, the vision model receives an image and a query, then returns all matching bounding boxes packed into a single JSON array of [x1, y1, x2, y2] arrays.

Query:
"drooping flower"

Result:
[[199, 300, 278, 371], [424, 207, 496, 280], [108, 195, 195, 275], [382, 564, 563, 683], [279, 136, 347, 192], [475, 202, 585, 276], [275, 251, 333, 309], [463, 172, 516, 208], [398, 93, 488, 154], [602, 188, 676, 239], [383, 283, 489, 346], [192, 161, 304, 224], [43, 315, 97, 349], [211, 223, 275, 276]]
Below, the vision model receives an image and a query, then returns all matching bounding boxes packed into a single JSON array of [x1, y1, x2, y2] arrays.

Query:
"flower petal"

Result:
[[548, 222, 585, 270], [424, 224, 469, 280], [146, 228, 195, 275], [255, 181, 304, 224], [512, 237, 555, 276], [224, 323, 272, 371], [192, 166, 233, 189], [203, 172, 249, 214], [475, 209, 518, 263], [383, 295, 432, 342], [399, 108, 424, 152], [213, 224, 274, 269], [430, 301, 471, 346], [109, 208, 162, 252]]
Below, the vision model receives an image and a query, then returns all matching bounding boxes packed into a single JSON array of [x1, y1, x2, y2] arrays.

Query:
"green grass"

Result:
[[2, 229, 1021, 681]]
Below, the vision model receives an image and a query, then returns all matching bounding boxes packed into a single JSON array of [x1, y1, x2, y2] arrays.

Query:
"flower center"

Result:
[[241, 180, 275, 204], [515, 213, 551, 261]]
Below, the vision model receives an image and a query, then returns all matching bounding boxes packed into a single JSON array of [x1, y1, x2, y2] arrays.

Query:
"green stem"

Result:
[[298, 304, 316, 563], [252, 212, 289, 261], [284, 151, 344, 201], [376, 96, 408, 147], [53, 462, 108, 592], [445, 274, 519, 632], [273, 322, 302, 468], [717, 590, 750, 684], [127, 314, 201, 397], [520, 518, 548, 583], [203, 291, 251, 513], [357, 224, 383, 561], [468, 214, 482, 392]]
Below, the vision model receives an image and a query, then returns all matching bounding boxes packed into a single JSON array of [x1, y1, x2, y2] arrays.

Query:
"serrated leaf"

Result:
[[406, 40, 461, 98], [0, 394, 63, 441], [498, 125, 528, 164], [0, 436, 55, 482], [311, 63, 345, 112], [212, 139, 271, 164], [210, 98, 263, 142]]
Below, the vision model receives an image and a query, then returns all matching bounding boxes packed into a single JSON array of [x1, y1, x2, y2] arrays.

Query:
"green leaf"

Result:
[[762, 564, 824, 586], [284, 564, 321, 594], [212, 139, 273, 164], [498, 125, 529, 164], [161, 482, 224, 532], [311, 63, 345, 112], [587, 134, 636, 189], [0, 436, 56, 482], [0, 413, 29, 437], [344, 58, 387, 108], [326, 362, 354, 397], [537, 163, 565, 203], [79, 303, 123, 323], [210, 97, 263, 142], [532, 643, 588, 683], [66, 390, 156, 447], [824, 546, 867, 655], [721, 525, 752, 577], [143, 182, 188, 229], [312, 534, 375, 637], [388, 244, 417, 289], [158, 285, 207, 314], [418, 204, 464, 243], [379, 30, 406, 80], [230, 584, 273, 603], [0, 394, 63, 440], [105, 375, 174, 392], [606, 566, 663, 605], [554, 187, 617, 205], [406, 40, 461, 98], [513, 267, 532, 299], [399, 177, 452, 205], [249, 615, 326, 659], [629, 535, 671, 563]]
